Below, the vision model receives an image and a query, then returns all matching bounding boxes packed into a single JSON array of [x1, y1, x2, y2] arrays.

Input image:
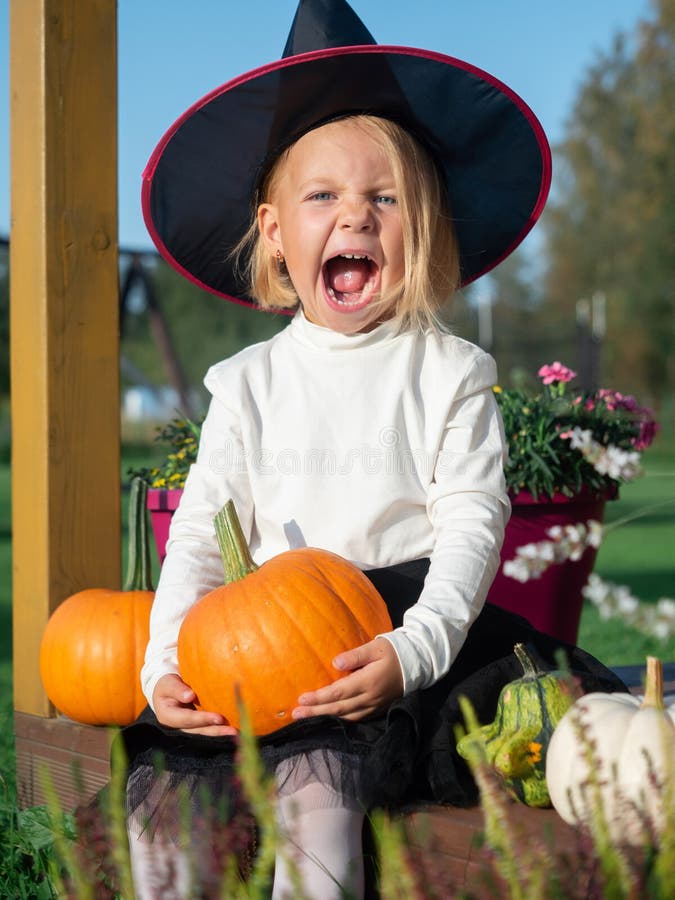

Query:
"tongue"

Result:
[[325, 257, 371, 294]]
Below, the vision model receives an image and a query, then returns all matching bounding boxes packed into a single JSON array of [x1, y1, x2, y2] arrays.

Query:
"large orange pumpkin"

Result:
[[39, 478, 154, 726], [177, 500, 393, 735]]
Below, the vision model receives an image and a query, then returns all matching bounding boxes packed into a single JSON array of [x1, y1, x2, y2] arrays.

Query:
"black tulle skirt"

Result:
[[122, 560, 626, 838]]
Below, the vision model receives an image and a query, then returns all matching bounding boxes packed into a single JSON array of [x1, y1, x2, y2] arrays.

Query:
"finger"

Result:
[[297, 670, 362, 707], [157, 696, 239, 735], [294, 672, 371, 718], [292, 693, 374, 721], [156, 702, 229, 731], [332, 639, 381, 673], [155, 674, 197, 706], [180, 724, 240, 738]]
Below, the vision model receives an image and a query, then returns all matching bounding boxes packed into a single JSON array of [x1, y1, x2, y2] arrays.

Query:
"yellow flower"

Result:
[[526, 741, 542, 764], [493, 385, 502, 394], [152, 477, 167, 488]]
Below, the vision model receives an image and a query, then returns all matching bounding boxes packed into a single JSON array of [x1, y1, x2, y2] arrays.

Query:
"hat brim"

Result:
[[142, 45, 551, 308]]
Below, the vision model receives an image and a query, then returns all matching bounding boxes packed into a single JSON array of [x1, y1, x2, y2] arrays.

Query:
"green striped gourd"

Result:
[[457, 643, 574, 807]]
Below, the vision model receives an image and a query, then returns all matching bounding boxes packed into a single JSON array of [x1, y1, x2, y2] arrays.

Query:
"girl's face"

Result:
[[258, 119, 405, 334]]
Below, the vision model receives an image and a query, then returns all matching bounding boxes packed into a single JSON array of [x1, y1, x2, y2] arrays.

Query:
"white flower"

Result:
[[519, 543, 542, 559], [504, 519, 604, 583], [615, 591, 639, 615], [583, 573, 608, 603], [587, 520, 604, 547], [582, 575, 675, 640], [566, 525, 584, 544], [537, 542, 556, 562], [566, 427, 593, 450], [503, 559, 533, 583], [560, 431, 644, 484], [657, 598, 675, 617]]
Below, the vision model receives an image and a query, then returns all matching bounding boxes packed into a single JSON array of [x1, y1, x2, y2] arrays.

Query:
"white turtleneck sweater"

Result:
[[141, 311, 510, 707]]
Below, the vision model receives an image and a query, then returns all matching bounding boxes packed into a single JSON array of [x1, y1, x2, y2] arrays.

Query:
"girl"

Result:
[[124, 2, 625, 897]]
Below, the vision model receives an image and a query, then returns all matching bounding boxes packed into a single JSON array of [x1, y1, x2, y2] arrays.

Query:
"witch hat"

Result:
[[142, 0, 551, 307]]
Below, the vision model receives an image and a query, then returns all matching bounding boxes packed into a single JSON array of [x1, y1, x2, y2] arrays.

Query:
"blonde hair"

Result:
[[234, 115, 460, 330]]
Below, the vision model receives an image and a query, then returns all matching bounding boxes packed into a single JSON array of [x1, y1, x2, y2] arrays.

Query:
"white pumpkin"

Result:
[[546, 657, 675, 844]]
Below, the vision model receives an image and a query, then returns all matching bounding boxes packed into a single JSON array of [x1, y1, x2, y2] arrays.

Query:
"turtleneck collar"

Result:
[[287, 309, 404, 352]]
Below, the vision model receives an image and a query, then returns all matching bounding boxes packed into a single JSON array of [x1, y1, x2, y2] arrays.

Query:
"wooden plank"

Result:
[[403, 803, 586, 894], [14, 713, 113, 810], [10, 0, 120, 716], [405, 805, 482, 860]]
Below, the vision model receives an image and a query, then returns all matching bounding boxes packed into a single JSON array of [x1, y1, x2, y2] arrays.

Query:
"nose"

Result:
[[338, 196, 374, 232]]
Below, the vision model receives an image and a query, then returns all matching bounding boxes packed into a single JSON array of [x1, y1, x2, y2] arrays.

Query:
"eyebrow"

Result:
[[295, 177, 397, 194]]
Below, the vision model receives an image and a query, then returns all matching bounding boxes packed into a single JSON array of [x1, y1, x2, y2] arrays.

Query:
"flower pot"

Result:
[[487, 491, 612, 645], [146, 488, 183, 564]]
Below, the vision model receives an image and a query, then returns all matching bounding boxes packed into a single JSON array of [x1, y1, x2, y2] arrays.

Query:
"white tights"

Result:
[[272, 779, 365, 899], [127, 768, 365, 899]]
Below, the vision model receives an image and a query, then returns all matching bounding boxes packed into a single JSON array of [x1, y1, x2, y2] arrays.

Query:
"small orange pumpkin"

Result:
[[177, 500, 393, 735], [39, 478, 154, 726]]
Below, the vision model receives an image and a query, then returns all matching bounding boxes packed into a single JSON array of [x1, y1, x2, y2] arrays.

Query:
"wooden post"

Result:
[[10, 0, 120, 719]]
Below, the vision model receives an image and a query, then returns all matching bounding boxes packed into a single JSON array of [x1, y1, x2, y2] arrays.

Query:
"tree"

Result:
[[451, 249, 561, 389], [0, 242, 8, 401], [543, 0, 675, 409]]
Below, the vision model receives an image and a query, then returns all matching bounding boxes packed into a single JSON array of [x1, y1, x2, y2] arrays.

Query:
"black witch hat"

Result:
[[142, 0, 551, 308]]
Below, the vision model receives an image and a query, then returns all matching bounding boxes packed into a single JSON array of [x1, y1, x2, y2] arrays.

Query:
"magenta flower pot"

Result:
[[146, 488, 183, 564], [487, 490, 613, 645]]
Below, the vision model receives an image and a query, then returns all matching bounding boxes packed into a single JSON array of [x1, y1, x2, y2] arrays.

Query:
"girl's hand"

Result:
[[152, 673, 239, 737], [291, 638, 403, 722]]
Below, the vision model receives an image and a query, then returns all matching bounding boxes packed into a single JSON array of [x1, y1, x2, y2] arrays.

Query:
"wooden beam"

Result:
[[10, 0, 120, 716]]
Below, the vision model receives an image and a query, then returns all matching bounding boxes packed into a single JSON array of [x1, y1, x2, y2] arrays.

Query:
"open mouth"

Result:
[[322, 253, 379, 311]]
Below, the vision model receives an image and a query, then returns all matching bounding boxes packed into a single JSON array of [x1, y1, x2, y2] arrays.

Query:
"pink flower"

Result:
[[596, 390, 659, 449], [634, 417, 658, 451], [538, 361, 577, 385], [596, 389, 638, 412]]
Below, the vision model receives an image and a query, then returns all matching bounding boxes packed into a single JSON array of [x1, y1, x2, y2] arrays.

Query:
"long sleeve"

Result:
[[140, 392, 254, 708], [380, 354, 510, 693]]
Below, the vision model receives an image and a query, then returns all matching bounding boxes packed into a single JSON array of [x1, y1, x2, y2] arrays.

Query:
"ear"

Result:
[[257, 203, 283, 256]]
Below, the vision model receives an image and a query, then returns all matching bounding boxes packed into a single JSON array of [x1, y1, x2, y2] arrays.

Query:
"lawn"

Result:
[[577, 440, 675, 662], [0, 441, 673, 891]]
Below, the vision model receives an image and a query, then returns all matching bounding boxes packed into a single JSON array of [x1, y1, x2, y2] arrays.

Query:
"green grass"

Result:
[[577, 440, 675, 663]]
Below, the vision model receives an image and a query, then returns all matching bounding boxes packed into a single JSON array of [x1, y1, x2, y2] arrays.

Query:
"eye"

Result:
[[309, 191, 335, 201], [374, 195, 397, 206]]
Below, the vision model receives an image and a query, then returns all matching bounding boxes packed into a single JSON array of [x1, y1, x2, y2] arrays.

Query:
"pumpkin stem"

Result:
[[513, 643, 539, 678], [641, 656, 664, 710], [215, 500, 259, 584], [123, 477, 154, 591]]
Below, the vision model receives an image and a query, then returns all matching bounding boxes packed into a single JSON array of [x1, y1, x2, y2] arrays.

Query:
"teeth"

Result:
[[326, 286, 362, 306], [339, 253, 368, 260]]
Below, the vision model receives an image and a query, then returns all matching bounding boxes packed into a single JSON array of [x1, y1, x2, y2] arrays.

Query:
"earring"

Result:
[[275, 249, 284, 264]]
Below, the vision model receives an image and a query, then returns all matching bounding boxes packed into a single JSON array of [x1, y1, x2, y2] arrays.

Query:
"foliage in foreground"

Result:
[[1, 689, 672, 900]]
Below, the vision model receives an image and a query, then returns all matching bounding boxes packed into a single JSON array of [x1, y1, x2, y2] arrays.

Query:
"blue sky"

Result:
[[0, 0, 654, 250]]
